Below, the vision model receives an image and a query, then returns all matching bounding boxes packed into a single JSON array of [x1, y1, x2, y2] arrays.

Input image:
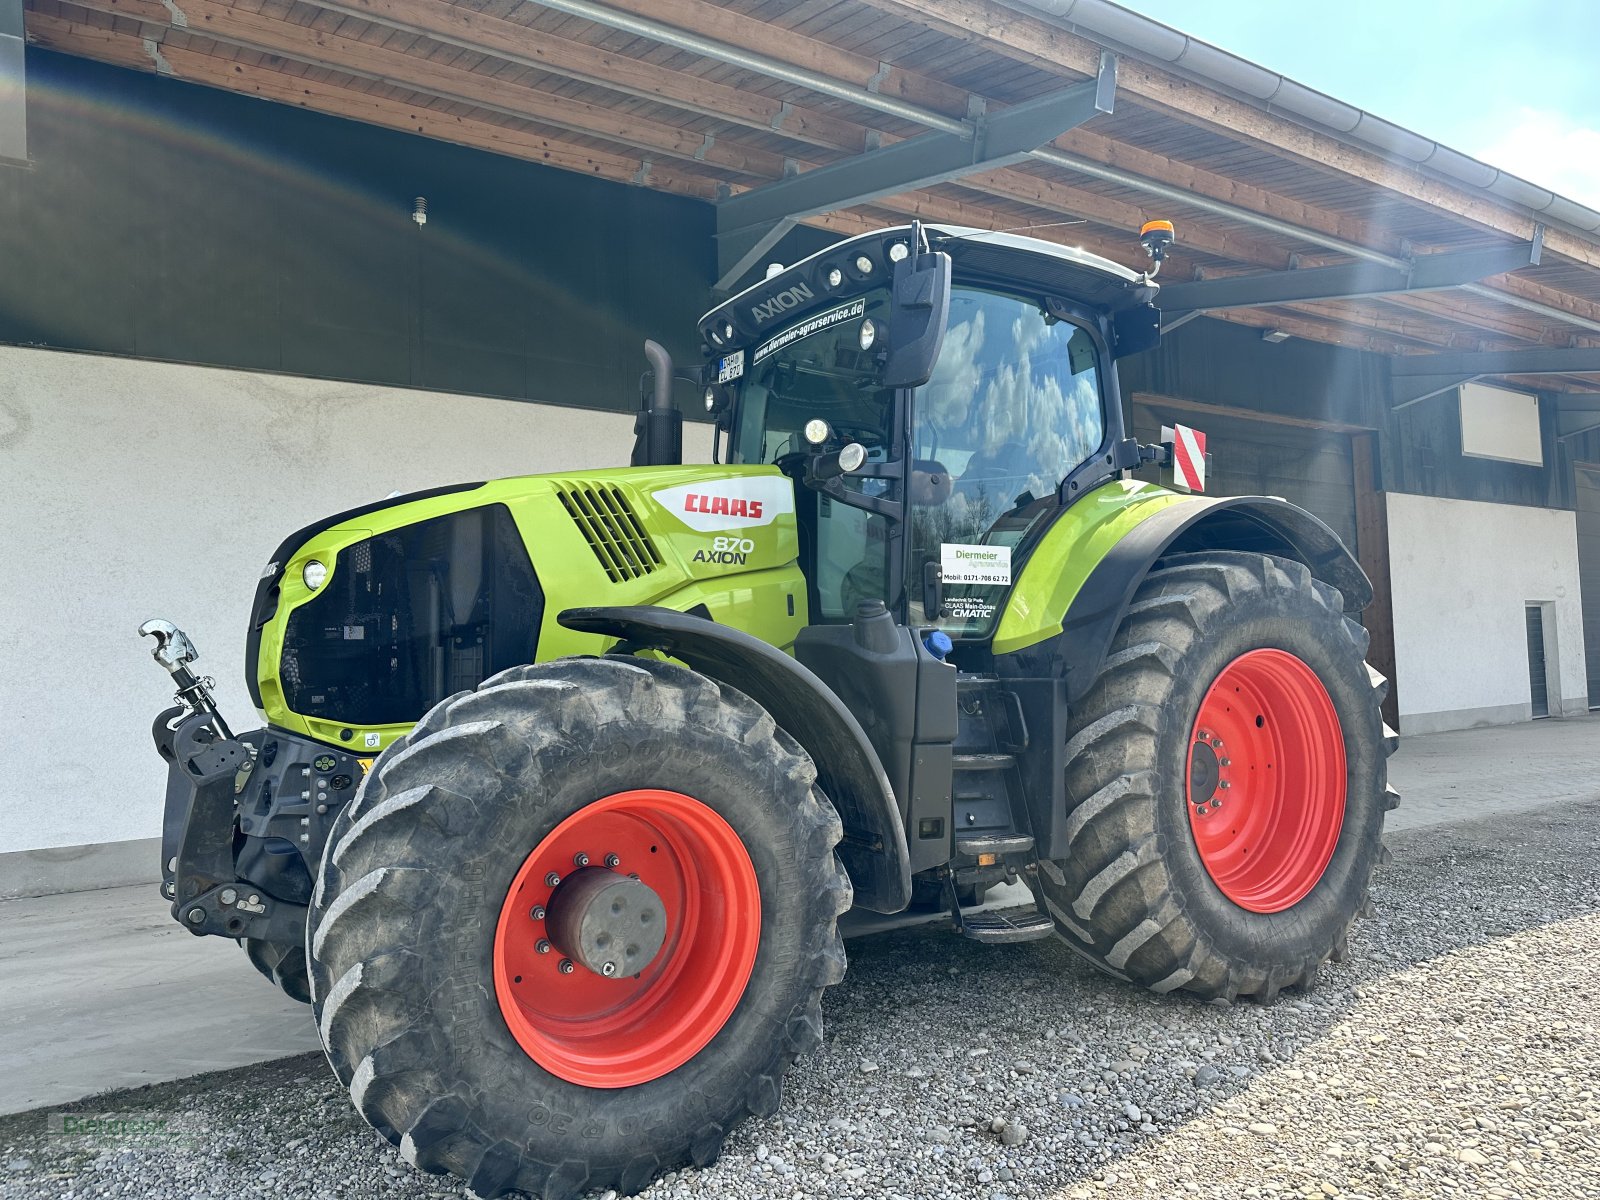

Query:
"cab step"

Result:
[[955, 834, 1034, 857], [958, 909, 1055, 944], [953, 752, 1016, 771]]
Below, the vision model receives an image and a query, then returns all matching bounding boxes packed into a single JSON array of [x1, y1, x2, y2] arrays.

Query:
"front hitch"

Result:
[[139, 618, 233, 740], [141, 620, 305, 943]]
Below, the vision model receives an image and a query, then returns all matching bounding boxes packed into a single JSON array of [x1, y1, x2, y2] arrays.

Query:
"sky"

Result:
[[1114, 0, 1600, 210]]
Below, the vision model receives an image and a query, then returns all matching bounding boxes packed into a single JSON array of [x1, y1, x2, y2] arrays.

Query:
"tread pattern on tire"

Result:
[[305, 655, 850, 1200], [1034, 551, 1397, 1004]]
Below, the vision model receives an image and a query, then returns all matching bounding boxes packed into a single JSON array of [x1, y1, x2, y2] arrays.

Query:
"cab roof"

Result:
[[698, 223, 1149, 355]]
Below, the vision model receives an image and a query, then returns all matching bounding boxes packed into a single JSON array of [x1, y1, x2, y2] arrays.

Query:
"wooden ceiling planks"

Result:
[[20, 0, 1600, 384]]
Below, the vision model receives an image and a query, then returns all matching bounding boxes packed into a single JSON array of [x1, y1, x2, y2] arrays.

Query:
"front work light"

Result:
[[303, 560, 328, 590], [858, 319, 877, 351]]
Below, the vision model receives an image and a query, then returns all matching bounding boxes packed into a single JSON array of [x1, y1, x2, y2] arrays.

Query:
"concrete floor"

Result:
[[1, 713, 1595, 1117]]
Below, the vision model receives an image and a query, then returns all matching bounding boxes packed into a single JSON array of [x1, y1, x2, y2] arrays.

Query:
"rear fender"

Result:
[[1000, 493, 1371, 704], [558, 605, 912, 914]]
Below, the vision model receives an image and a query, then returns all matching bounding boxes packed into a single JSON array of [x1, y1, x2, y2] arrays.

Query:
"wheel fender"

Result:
[[1004, 495, 1372, 704], [558, 605, 912, 914]]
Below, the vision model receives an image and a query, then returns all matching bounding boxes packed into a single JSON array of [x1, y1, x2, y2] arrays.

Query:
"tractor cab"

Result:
[[690, 223, 1164, 654]]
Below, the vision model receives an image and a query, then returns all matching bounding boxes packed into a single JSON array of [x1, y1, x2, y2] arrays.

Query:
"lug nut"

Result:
[[601, 962, 617, 977], [545, 872, 561, 887], [1219, 758, 1231, 767], [1219, 781, 1231, 790], [536, 939, 551, 955], [604, 853, 620, 868], [558, 959, 575, 975], [573, 852, 590, 867], [529, 905, 546, 921]]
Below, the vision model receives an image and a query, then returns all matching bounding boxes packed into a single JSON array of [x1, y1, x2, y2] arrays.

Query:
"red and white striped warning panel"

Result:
[[1162, 423, 1208, 493]]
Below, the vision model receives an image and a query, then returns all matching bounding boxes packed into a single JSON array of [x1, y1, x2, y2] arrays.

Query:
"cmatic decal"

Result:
[[753, 299, 867, 364], [653, 476, 795, 534], [943, 595, 997, 622], [940, 543, 1012, 586]]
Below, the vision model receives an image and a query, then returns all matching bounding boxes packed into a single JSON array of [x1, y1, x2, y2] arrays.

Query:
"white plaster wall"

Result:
[[0, 346, 711, 855], [1387, 492, 1588, 734]]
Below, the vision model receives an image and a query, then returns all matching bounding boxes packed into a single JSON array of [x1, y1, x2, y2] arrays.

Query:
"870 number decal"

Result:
[[692, 536, 756, 566]]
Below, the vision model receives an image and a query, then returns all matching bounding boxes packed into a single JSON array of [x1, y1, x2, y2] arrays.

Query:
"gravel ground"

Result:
[[5, 797, 1598, 1200]]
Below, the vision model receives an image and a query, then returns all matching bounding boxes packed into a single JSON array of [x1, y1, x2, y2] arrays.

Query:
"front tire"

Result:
[[306, 656, 850, 1199], [1033, 552, 1399, 1003]]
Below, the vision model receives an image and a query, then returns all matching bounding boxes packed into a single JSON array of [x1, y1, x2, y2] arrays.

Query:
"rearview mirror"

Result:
[[882, 250, 952, 389]]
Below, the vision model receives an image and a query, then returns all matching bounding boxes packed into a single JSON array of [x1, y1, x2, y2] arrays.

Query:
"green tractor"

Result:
[[142, 220, 1396, 1199]]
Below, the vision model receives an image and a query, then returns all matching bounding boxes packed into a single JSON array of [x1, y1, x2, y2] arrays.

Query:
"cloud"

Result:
[[1471, 107, 1600, 210]]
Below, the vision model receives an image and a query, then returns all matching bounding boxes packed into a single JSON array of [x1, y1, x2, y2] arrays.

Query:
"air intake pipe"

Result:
[[630, 339, 683, 467]]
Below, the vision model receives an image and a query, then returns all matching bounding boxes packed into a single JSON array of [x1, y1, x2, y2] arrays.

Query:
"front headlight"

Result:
[[303, 560, 328, 590]]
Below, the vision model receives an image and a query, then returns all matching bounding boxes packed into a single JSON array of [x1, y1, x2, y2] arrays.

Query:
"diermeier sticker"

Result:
[[753, 299, 866, 364], [941, 543, 1011, 586]]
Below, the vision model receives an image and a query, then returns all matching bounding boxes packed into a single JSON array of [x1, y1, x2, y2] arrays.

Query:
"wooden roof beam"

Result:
[[24, 11, 725, 199], [852, 0, 1600, 270], [295, 0, 871, 154], [53, 0, 795, 178], [524, 0, 1600, 334]]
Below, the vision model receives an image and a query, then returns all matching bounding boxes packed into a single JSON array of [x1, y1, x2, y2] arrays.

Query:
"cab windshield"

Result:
[[732, 291, 894, 465]]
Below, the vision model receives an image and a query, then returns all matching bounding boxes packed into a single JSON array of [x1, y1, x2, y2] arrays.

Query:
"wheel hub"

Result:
[[544, 867, 667, 978], [1188, 735, 1222, 807]]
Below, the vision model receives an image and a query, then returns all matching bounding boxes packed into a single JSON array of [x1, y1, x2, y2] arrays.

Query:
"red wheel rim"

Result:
[[493, 789, 761, 1088], [1186, 649, 1346, 913]]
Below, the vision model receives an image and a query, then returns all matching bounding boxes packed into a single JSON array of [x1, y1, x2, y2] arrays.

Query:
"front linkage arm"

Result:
[[142, 620, 306, 945]]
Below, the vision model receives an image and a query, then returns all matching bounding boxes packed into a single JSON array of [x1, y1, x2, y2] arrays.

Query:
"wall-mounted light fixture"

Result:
[[412, 196, 428, 227]]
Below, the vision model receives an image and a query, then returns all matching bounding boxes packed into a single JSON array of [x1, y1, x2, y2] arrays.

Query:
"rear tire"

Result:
[[240, 936, 311, 1004], [305, 655, 850, 1200], [1033, 552, 1399, 1003]]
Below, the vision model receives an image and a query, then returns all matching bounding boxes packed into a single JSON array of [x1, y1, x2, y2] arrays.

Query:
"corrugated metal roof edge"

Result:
[[1004, 0, 1600, 239]]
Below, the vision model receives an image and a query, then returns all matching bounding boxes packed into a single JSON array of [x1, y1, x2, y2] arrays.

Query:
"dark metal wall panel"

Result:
[[0, 50, 715, 415], [1388, 383, 1563, 510], [1130, 399, 1361, 555], [1120, 316, 1390, 433]]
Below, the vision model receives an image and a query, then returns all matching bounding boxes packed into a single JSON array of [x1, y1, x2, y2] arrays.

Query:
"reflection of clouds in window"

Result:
[[924, 309, 986, 434], [916, 289, 1103, 503]]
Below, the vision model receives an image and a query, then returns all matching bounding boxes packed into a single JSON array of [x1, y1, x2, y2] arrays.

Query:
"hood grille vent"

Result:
[[556, 484, 663, 582]]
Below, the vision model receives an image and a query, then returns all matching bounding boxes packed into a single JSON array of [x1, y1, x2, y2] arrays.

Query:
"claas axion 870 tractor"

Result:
[[142, 219, 1396, 1200]]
